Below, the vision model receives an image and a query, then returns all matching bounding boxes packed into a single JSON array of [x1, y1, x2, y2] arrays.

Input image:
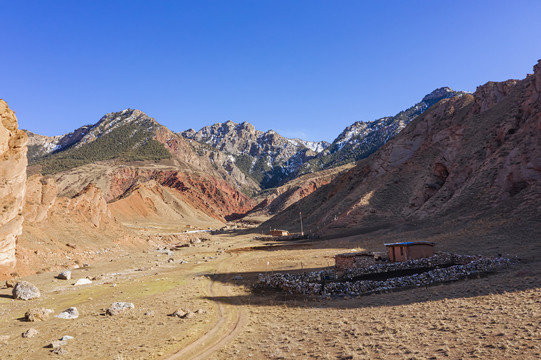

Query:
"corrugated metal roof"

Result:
[[383, 241, 435, 246]]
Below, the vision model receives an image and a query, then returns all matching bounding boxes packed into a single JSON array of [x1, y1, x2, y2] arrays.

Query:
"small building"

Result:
[[335, 252, 376, 270], [270, 229, 290, 237], [384, 241, 435, 262]]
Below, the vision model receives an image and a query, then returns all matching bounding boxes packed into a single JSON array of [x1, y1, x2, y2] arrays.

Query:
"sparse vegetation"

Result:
[[33, 122, 171, 174]]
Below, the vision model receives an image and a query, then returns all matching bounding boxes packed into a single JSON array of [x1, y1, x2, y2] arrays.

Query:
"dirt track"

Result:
[[167, 252, 246, 360]]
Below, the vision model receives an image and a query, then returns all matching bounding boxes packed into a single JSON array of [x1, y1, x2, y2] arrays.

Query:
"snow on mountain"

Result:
[[301, 87, 470, 172]]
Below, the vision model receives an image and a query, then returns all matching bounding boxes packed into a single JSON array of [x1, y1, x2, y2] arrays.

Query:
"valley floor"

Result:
[[0, 228, 539, 359]]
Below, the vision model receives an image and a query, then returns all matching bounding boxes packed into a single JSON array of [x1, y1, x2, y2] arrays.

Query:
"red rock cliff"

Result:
[[0, 100, 28, 267]]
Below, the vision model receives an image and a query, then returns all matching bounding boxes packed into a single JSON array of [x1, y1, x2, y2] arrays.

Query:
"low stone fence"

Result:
[[254, 254, 515, 297]]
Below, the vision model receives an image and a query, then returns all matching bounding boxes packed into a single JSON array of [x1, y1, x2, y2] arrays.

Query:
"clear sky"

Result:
[[2, 1, 540, 142]]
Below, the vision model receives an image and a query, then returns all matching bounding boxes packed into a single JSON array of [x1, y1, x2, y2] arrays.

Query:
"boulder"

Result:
[[25, 308, 54, 322], [55, 307, 79, 319], [57, 271, 71, 280], [106, 302, 134, 316], [170, 308, 196, 319], [170, 308, 187, 318], [48, 340, 67, 348], [12, 281, 40, 300], [74, 278, 92, 286], [21, 328, 39, 338]]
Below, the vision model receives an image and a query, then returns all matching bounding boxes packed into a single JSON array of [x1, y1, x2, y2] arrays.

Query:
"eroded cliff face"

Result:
[[0, 100, 28, 267]]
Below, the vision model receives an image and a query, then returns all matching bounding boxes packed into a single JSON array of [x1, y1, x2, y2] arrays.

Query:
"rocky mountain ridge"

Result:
[[181, 87, 467, 188], [264, 61, 541, 240], [26, 109, 259, 195], [181, 121, 329, 188], [298, 87, 470, 174]]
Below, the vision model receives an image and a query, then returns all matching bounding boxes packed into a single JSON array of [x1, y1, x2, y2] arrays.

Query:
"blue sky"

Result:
[[2, 1, 540, 142]]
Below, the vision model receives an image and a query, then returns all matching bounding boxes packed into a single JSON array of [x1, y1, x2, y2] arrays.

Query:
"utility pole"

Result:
[[299, 211, 304, 236]]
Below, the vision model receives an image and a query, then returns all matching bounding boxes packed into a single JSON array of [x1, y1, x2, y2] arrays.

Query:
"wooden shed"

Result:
[[335, 252, 375, 270], [384, 241, 435, 262], [270, 229, 290, 237]]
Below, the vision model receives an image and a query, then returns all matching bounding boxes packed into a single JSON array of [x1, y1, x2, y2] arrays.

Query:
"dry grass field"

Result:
[[0, 220, 539, 359]]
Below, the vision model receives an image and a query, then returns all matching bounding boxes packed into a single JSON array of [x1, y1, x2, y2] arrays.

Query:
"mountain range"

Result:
[[181, 87, 468, 188], [2, 61, 539, 272]]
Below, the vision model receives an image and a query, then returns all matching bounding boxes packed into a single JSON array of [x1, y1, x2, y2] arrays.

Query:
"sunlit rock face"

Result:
[[0, 100, 28, 267]]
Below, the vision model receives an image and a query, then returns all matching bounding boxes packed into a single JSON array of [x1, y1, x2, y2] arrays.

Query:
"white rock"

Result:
[[74, 278, 92, 286], [106, 302, 134, 316], [21, 328, 38, 338], [12, 281, 40, 300], [55, 307, 79, 319]]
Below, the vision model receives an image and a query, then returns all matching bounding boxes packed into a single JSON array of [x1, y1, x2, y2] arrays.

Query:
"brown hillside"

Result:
[[264, 60, 541, 253], [243, 163, 355, 223]]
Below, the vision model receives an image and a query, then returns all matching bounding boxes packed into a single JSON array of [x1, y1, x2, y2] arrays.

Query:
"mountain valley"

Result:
[[0, 62, 539, 360]]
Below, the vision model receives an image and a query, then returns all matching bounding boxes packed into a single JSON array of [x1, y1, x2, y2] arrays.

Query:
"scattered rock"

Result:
[[194, 309, 205, 314], [170, 308, 196, 319], [144, 310, 155, 316], [5, 279, 16, 288], [106, 302, 134, 316], [168, 258, 175, 263], [22, 328, 39, 338], [184, 311, 195, 319], [25, 308, 54, 322], [51, 347, 68, 355], [233, 275, 243, 280], [57, 271, 71, 280], [48, 340, 67, 348], [170, 309, 187, 318], [12, 281, 41, 300], [59, 335, 73, 341], [55, 307, 79, 319], [74, 278, 92, 286]]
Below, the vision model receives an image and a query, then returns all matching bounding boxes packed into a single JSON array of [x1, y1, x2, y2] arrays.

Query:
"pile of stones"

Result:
[[255, 254, 514, 297]]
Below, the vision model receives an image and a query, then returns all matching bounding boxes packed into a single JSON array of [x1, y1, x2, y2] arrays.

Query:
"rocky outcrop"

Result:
[[181, 120, 327, 188], [23, 175, 110, 228], [0, 100, 27, 267], [181, 88, 467, 188], [23, 175, 57, 223]]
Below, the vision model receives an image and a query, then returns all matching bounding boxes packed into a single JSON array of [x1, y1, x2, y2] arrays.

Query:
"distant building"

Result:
[[384, 241, 435, 262], [270, 229, 290, 237], [335, 252, 376, 270]]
